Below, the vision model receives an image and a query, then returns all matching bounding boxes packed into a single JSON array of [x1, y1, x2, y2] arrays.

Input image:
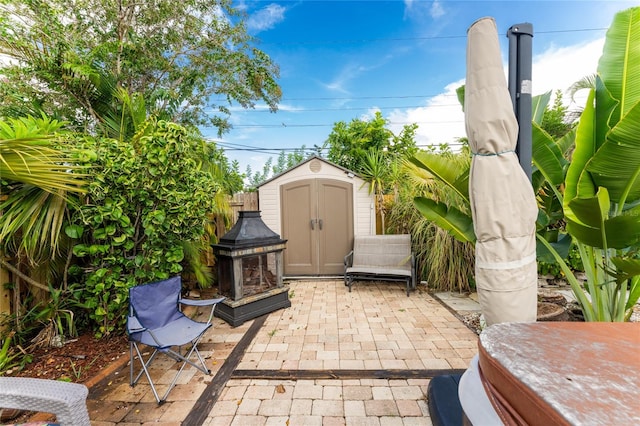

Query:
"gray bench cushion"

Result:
[[345, 234, 416, 296], [346, 266, 412, 277]]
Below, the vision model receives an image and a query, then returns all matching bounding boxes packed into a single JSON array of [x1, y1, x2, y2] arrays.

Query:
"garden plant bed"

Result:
[[6, 333, 129, 383], [1, 333, 129, 424]]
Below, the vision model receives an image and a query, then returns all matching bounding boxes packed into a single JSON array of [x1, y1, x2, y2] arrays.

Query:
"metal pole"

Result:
[[507, 23, 533, 181]]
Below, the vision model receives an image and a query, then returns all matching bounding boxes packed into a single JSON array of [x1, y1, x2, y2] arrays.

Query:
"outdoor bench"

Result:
[[344, 234, 417, 296]]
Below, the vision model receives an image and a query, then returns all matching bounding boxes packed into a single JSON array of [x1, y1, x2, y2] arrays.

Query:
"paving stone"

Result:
[[220, 385, 248, 401], [340, 359, 365, 369], [380, 359, 408, 369], [264, 416, 291, 425], [371, 386, 394, 400], [229, 415, 266, 425], [235, 398, 261, 415], [159, 401, 197, 422], [312, 399, 345, 416], [379, 417, 404, 426], [344, 400, 366, 417], [345, 415, 382, 425], [165, 382, 207, 401], [323, 385, 344, 400], [288, 415, 323, 425], [244, 384, 275, 400], [401, 416, 433, 425], [121, 402, 168, 423], [293, 383, 324, 399], [343, 385, 373, 401], [87, 400, 132, 422], [208, 400, 239, 417], [390, 386, 424, 400], [395, 400, 423, 417], [290, 399, 313, 415], [364, 400, 399, 416], [257, 399, 292, 416]]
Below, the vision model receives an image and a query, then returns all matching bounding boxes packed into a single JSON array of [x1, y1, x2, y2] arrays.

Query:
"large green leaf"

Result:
[[567, 193, 640, 249], [611, 257, 640, 277], [585, 99, 640, 205], [565, 89, 597, 214], [456, 85, 465, 111], [597, 7, 640, 122], [594, 76, 619, 151], [536, 233, 572, 264], [532, 122, 567, 187], [414, 197, 476, 244], [409, 152, 470, 203], [556, 127, 577, 157], [568, 187, 610, 228], [532, 91, 551, 125]]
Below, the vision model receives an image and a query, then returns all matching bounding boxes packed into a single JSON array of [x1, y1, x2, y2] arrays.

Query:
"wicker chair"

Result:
[[0, 376, 90, 425]]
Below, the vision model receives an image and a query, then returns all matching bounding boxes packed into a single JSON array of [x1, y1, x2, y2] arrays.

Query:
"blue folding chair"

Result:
[[127, 275, 225, 404]]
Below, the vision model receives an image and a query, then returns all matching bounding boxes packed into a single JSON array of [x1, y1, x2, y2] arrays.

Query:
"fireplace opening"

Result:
[[242, 253, 278, 297]]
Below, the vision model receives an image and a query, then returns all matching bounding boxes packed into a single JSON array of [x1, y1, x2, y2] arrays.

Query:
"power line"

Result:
[[280, 94, 458, 101], [216, 142, 466, 153], [257, 28, 607, 46], [235, 103, 462, 112], [231, 120, 464, 129], [216, 94, 458, 103]]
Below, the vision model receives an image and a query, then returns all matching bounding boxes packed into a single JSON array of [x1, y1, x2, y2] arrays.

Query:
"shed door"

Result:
[[281, 179, 353, 275]]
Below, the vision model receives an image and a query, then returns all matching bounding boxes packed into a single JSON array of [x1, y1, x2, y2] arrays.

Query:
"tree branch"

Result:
[[0, 257, 50, 292]]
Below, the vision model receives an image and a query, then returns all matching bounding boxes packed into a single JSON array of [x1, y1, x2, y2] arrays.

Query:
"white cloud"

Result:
[[386, 38, 604, 149], [247, 3, 286, 33], [430, 1, 445, 19], [227, 102, 303, 113], [531, 38, 603, 107], [388, 81, 464, 149], [403, 0, 446, 20]]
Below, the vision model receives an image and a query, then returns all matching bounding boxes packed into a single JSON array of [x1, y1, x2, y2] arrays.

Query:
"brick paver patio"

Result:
[[86, 280, 478, 425]]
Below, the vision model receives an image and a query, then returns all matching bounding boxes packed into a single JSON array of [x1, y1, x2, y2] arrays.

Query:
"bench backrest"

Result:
[[352, 234, 412, 269]]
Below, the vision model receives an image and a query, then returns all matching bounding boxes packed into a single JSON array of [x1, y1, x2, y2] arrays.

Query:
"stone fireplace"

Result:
[[212, 211, 290, 326]]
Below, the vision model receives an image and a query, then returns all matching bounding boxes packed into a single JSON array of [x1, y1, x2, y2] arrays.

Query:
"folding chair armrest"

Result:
[[180, 297, 226, 307], [180, 296, 226, 324], [127, 315, 146, 333]]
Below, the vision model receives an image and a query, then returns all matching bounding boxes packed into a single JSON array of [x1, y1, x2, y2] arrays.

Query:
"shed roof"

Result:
[[256, 155, 361, 188]]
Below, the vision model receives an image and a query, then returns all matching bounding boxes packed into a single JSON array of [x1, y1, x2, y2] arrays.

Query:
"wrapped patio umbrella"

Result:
[[465, 17, 538, 326]]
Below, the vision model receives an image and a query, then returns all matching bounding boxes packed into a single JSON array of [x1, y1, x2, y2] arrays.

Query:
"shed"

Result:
[[258, 156, 375, 276]]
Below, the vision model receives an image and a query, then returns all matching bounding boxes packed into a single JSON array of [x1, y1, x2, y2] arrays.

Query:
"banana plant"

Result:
[[553, 6, 640, 321], [411, 6, 640, 321]]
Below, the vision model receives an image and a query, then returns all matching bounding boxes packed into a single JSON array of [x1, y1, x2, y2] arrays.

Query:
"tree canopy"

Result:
[[0, 0, 282, 135], [324, 111, 418, 173]]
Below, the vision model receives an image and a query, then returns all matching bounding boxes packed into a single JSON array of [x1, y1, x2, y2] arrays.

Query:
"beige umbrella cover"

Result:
[[465, 17, 538, 326]]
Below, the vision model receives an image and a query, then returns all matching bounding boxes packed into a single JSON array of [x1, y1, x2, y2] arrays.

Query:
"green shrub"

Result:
[[69, 121, 219, 337]]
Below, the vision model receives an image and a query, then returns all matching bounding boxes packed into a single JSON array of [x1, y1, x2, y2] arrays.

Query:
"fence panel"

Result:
[[229, 192, 258, 223]]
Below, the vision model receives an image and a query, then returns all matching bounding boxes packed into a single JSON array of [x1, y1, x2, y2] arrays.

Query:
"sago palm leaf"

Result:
[[0, 185, 69, 260], [0, 117, 86, 194], [409, 152, 469, 204], [414, 197, 475, 244]]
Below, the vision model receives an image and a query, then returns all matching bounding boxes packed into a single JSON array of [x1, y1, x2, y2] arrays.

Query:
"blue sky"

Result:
[[204, 0, 638, 174]]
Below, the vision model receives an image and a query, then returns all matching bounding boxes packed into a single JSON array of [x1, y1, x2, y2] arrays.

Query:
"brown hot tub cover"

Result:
[[478, 322, 640, 425]]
